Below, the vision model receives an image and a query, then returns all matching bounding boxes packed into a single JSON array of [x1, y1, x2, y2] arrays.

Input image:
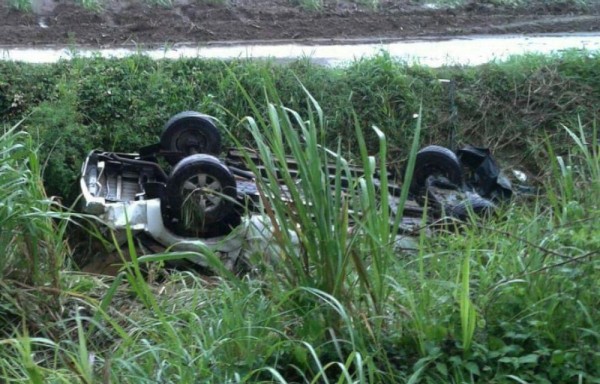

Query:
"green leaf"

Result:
[[551, 351, 565, 365], [464, 361, 480, 376], [499, 357, 516, 364], [517, 354, 539, 365], [435, 362, 448, 376]]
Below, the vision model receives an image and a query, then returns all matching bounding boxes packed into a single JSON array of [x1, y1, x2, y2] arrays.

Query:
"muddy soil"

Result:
[[1, 0, 600, 47]]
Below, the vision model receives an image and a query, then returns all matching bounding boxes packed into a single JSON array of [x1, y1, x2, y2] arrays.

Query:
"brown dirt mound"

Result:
[[1, 0, 600, 47]]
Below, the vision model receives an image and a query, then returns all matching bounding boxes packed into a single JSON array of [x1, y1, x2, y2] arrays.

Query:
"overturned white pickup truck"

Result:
[[80, 111, 511, 269]]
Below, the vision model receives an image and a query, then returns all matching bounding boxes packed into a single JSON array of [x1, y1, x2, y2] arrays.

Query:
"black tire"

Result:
[[161, 111, 222, 156], [166, 154, 238, 237], [424, 177, 496, 220], [410, 145, 463, 194], [448, 194, 496, 220]]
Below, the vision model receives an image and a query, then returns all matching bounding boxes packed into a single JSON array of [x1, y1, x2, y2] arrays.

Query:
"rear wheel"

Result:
[[409, 145, 462, 194], [166, 154, 239, 237], [161, 111, 222, 156]]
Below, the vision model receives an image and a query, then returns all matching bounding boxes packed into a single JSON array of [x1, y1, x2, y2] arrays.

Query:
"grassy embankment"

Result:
[[0, 52, 599, 382]]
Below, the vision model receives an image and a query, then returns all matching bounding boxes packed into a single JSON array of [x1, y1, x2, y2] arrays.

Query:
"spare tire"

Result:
[[161, 111, 222, 156], [410, 145, 463, 194], [166, 154, 238, 237]]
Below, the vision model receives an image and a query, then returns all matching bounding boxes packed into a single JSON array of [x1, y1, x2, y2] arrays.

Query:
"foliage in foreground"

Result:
[[0, 124, 66, 287], [1, 89, 598, 382]]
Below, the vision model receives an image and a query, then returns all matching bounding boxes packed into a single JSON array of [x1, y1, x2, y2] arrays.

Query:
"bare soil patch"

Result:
[[1, 0, 600, 47]]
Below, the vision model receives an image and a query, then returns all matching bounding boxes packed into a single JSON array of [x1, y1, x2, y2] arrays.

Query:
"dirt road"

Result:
[[1, 0, 600, 47]]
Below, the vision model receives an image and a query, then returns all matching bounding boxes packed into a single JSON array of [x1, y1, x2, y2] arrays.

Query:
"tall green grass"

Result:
[[8, 0, 31, 12], [0, 122, 74, 379], [74, 0, 103, 11], [398, 118, 599, 382], [296, 0, 323, 11], [0, 60, 599, 382], [0, 122, 66, 287], [547, 120, 599, 222], [220, 81, 423, 381]]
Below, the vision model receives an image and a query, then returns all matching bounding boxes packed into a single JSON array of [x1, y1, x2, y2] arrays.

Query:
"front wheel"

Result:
[[166, 154, 239, 237]]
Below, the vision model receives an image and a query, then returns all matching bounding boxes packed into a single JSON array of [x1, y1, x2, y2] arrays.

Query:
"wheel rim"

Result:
[[179, 172, 225, 230], [415, 161, 461, 190], [181, 173, 224, 214], [416, 164, 442, 184]]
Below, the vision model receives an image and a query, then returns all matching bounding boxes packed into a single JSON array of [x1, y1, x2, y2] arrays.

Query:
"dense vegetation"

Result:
[[0, 52, 598, 382], [2, 51, 599, 201]]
